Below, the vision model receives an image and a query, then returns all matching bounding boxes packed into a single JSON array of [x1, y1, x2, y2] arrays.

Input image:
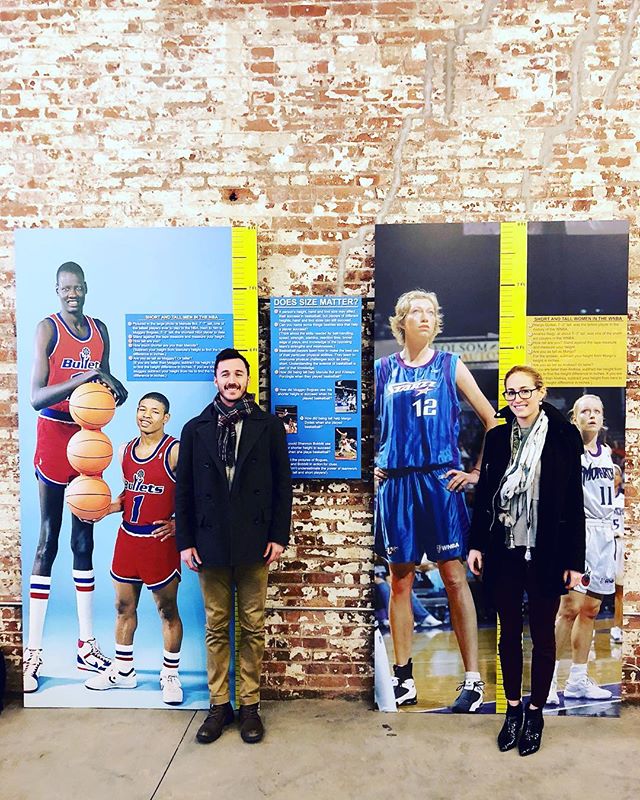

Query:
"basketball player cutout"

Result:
[[547, 395, 616, 704], [374, 290, 496, 711], [24, 262, 128, 693], [85, 393, 183, 704]]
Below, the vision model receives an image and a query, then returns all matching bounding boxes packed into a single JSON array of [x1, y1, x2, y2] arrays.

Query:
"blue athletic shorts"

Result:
[[374, 466, 470, 564]]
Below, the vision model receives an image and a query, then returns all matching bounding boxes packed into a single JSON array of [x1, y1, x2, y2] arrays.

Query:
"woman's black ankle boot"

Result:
[[497, 702, 523, 752], [518, 702, 544, 756]]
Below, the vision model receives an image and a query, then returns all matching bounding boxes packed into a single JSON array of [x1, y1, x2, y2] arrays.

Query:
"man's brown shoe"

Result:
[[196, 702, 235, 744], [239, 702, 264, 744]]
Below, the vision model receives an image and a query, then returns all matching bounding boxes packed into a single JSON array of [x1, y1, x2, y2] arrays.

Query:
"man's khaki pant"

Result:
[[198, 561, 269, 706]]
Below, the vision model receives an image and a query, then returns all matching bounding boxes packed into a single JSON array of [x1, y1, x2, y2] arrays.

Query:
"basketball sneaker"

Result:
[[23, 648, 43, 693], [77, 638, 111, 673], [563, 675, 612, 700], [160, 670, 183, 705], [85, 663, 137, 690], [392, 661, 417, 707], [414, 612, 443, 629], [546, 677, 560, 706], [610, 626, 623, 644], [451, 678, 484, 713]]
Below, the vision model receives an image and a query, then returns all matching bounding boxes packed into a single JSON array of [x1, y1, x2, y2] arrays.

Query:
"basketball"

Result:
[[68, 382, 116, 430], [66, 475, 112, 521], [66, 429, 113, 476]]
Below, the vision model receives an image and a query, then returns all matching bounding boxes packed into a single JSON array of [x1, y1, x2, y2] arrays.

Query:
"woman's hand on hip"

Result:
[[563, 570, 583, 590], [374, 467, 388, 488], [445, 468, 476, 492], [467, 549, 483, 576]]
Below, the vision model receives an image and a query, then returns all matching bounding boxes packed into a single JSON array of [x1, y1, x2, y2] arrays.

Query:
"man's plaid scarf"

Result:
[[213, 392, 255, 466]]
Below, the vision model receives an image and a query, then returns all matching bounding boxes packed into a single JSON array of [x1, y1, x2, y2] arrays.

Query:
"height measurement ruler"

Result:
[[496, 221, 528, 714], [231, 226, 259, 394], [498, 221, 528, 382], [231, 226, 260, 702]]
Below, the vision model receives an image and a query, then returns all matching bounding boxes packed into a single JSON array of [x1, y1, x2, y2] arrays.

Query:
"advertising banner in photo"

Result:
[[374, 221, 627, 718], [270, 296, 362, 479], [15, 227, 243, 709]]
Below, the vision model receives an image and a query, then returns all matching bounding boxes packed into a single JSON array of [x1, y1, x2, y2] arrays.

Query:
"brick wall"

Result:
[[1, 1, 638, 698]]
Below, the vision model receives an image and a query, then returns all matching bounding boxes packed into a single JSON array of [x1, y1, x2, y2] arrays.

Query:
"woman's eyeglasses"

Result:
[[502, 388, 537, 401]]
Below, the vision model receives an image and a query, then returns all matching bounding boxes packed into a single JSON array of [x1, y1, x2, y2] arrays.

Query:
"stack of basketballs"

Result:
[[65, 382, 116, 521]]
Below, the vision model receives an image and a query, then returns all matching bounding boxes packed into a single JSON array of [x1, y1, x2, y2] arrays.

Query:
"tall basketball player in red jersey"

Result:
[[86, 392, 184, 705], [24, 262, 128, 693]]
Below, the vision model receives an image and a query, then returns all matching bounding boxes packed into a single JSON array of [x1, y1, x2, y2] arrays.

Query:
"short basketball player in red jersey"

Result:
[[24, 262, 128, 694], [86, 393, 184, 705]]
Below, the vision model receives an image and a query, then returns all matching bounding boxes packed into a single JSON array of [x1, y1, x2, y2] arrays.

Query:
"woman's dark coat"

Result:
[[469, 401, 585, 597], [175, 402, 292, 567]]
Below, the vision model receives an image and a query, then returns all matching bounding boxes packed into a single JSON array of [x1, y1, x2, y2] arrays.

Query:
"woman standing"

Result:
[[375, 289, 496, 712], [467, 366, 585, 755], [548, 395, 617, 704]]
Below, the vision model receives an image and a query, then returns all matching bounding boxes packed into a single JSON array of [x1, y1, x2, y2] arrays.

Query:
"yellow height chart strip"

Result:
[[496, 221, 528, 714], [231, 226, 259, 704], [232, 226, 259, 393]]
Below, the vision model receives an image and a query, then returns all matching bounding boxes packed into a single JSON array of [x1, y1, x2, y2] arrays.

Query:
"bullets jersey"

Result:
[[43, 313, 104, 418], [121, 434, 178, 535], [581, 442, 615, 521], [375, 350, 462, 470]]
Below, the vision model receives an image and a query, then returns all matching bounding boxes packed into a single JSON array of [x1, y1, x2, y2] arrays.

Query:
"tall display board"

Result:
[[15, 226, 257, 709], [374, 221, 628, 717]]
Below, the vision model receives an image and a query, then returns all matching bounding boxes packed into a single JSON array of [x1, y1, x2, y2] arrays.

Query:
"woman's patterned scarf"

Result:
[[498, 409, 548, 559]]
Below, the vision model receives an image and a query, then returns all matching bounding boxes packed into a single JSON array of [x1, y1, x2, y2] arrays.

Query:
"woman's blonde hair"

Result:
[[570, 394, 605, 432], [389, 289, 443, 345]]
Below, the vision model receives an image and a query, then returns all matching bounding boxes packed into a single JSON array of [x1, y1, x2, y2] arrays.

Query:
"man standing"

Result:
[[176, 348, 292, 744], [85, 392, 183, 705], [24, 261, 127, 693]]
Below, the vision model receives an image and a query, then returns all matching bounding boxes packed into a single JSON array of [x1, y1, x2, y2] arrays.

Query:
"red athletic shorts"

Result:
[[34, 415, 81, 486], [110, 526, 181, 591]]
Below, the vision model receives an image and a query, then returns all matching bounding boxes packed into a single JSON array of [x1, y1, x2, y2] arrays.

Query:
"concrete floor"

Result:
[[1, 700, 639, 800]]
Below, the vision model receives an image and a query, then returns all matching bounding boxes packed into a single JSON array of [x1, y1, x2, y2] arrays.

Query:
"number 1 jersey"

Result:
[[121, 434, 178, 532]]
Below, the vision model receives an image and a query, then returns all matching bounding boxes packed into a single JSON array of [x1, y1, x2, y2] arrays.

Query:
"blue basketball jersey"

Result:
[[375, 350, 462, 471]]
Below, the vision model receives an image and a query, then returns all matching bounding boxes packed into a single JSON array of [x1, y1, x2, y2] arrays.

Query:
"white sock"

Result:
[[569, 662, 587, 681], [73, 569, 95, 641], [465, 671, 481, 684], [114, 643, 134, 673], [27, 575, 51, 650], [552, 660, 559, 681], [162, 649, 181, 675]]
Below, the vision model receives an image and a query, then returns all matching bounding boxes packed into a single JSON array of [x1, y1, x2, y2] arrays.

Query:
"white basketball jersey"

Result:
[[581, 443, 615, 520]]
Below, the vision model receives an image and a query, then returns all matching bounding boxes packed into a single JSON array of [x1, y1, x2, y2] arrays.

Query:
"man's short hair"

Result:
[[138, 392, 170, 414], [214, 348, 250, 375], [56, 261, 85, 284]]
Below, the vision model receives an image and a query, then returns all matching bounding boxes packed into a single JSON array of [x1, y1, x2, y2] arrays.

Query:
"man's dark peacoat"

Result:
[[175, 401, 292, 567]]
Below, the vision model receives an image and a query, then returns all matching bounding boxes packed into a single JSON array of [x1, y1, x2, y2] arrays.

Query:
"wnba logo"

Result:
[[581, 568, 591, 588]]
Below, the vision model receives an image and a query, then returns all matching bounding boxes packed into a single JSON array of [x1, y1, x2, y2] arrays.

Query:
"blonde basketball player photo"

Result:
[[548, 395, 617, 705]]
